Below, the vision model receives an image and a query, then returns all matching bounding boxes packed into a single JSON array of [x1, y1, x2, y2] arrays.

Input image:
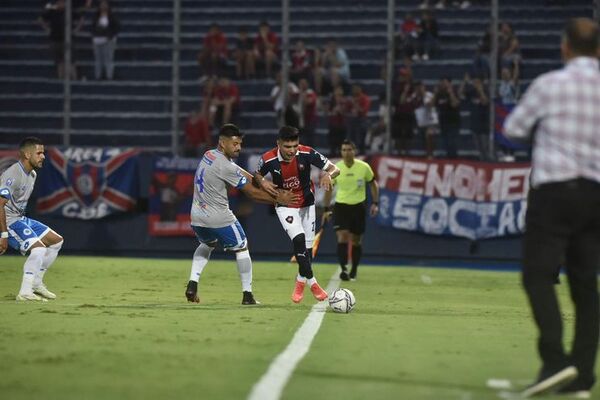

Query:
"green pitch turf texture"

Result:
[[0, 256, 597, 400]]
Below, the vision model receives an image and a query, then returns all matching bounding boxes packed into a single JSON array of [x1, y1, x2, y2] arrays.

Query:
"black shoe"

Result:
[[185, 280, 199, 303], [339, 271, 350, 281], [555, 380, 592, 398], [521, 366, 578, 397], [349, 269, 357, 281], [242, 291, 260, 305]]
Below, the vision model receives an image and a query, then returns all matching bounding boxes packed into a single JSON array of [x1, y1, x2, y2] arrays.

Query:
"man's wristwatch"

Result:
[[0, 232, 8, 239]]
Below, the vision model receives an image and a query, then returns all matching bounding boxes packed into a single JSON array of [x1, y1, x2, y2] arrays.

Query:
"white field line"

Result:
[[247, 271, 340, 400]]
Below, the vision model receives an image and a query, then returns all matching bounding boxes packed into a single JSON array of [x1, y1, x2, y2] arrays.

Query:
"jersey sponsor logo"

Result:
[[283, 176, 300, 190], [23, 228, 32, 236], [285, 216, 294, 224], [273, 169, 281, 174]]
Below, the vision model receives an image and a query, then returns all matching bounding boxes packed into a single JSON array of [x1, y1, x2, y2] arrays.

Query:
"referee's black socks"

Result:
[[337, 243, 348, 271], [351, 245, 362, 276]]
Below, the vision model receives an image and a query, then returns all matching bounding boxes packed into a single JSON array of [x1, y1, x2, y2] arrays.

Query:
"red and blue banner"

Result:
[[36, 147, 139, 219], [372, 156, 530, 240], [149, 155, 252, 236], [495, 102, 529, 150], [148, 157, 196, 236]]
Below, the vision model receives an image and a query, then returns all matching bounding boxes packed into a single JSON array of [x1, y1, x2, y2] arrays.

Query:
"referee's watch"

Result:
[[0, 232, 8, 239]]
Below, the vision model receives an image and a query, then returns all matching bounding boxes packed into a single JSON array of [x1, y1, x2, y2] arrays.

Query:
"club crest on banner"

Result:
[[36, 147, 139, 219]]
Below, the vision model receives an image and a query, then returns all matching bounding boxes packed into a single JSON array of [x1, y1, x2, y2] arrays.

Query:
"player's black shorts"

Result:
[[333, 202, 366, 235]]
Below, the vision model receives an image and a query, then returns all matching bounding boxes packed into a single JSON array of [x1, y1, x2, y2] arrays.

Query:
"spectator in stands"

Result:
[[321, 39, 350, 87], [327, 86, 349, 156], [233, 27, 256, 80], [498, 22, 521, 77], [497, 65, 520, 161], [365, 93, 387, 154], [91, 0, 119, 80], [297, 78, 318, 147], [197, 23, 228, 79], [270, 72, 300, 128], [414, 82, 439, 159], [209, 78, 240, 128], [254, 21, 279, 78], [346, 84, 371, 154], [498, 64, 519, 106], [401, 13, 420, 62], [459, 73, 490, 160], [433, 77, 461, 159], [418, 10, 439, 61], [290, 40, 315, 85], [472, 25, 491, 79], [39, 0, 84, 79], [183, 110, 212, 158], [392, 67, 418, 155], [200, 77, 216, 122]]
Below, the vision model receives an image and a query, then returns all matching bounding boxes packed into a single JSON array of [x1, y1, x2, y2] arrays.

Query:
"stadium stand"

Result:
[[0, 0, 593, 156]]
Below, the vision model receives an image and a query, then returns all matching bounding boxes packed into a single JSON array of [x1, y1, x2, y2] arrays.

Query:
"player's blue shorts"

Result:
[[191, 220, 247, 251], [7, 217, 50, 255]]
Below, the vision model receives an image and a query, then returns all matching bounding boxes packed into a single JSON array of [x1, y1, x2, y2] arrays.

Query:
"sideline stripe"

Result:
[[247, 271, 340, 400]]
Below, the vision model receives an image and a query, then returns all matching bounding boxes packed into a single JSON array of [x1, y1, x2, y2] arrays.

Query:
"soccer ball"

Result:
[[328, 288, 356, 313]]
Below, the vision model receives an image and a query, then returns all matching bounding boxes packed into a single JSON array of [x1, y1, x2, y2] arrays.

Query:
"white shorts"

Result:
[[275, 205, 316, 248]]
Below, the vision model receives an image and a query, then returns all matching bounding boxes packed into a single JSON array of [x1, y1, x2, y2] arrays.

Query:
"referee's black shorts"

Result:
[[333, 202, 366, 235]]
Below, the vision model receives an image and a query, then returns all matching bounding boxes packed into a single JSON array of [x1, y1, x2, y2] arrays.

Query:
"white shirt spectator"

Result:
[[504, 57, 600, 187]]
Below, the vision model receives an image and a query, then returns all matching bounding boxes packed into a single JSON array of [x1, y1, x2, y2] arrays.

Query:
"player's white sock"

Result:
[[307, 277, 317, 286], [189, 243, 212, 282], [235, 250, 253, 292], [34, 240, 63, 288], [20, 247, 46, 295], [296, 274, 307, 283]]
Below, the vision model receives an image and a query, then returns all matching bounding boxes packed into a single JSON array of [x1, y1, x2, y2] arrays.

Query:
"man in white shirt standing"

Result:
[[504, 18, 600, 398]]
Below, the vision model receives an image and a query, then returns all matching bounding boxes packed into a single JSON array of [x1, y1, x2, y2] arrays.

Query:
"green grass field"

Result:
[[0, 255, 597, 400]]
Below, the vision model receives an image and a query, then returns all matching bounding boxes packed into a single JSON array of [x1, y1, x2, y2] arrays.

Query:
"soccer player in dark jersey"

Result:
[[254, 126, 340, 303]]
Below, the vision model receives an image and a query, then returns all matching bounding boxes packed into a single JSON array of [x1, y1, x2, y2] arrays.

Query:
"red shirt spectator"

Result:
[[213, 79, 240, 106], [350, 87, 371, 118], [298, 79, 318, 125], [401, 13, 418, 36], [255, 30, 278, 55], [203, 25, 228, 58]]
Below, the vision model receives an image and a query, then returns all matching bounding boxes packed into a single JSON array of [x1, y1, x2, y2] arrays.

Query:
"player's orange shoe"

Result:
[[291, 281, 305, 303], [310, 282, 328, 301]]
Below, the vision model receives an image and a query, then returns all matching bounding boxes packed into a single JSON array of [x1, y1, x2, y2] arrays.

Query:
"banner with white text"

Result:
[[372, 157, 530, 240]]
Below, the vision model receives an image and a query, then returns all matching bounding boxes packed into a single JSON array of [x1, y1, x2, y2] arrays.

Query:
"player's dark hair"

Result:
[[565, 18, 599, 57], [341, 139, 356, 149], [19, 137, 43, 150], [219, 123, 243, 138], [278, 126, 299, 141]]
